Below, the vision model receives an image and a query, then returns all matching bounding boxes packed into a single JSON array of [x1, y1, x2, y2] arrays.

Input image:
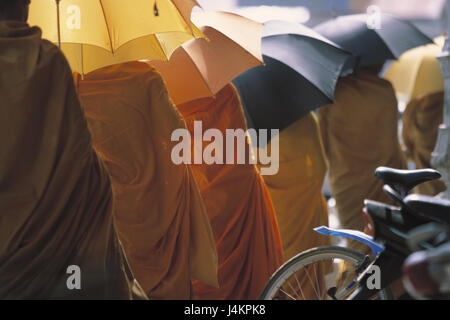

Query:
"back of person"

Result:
[[0, 20, 131, 299], [257, 112, 331, 299], [318, 69, 407, 250], [177, 83, 283, 300], [259, 112, 330, 262], [402, 91, 446, 196], [74, 62, 218, 300]]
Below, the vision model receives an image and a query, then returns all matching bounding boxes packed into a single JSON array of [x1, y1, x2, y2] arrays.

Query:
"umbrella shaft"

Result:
[[56, 0, 61, 48]]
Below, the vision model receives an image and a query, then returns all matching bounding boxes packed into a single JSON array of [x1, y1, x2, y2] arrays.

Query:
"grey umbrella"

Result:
[[314, 14, 434, 70], [233, 20, 351, 140]]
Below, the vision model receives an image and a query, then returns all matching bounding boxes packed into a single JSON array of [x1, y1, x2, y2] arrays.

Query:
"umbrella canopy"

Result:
[[262, 20, 349, 101], [233, 20, 351, 137], [314, 14, 433, 70], [28, 0, 204, 74], [148, 11, 263, 105], [385, 37, 444, 101]]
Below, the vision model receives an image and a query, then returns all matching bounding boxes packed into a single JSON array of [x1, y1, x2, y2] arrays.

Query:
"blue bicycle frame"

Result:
[[314, 226, 385, 257], [314, 226, 386, 293]]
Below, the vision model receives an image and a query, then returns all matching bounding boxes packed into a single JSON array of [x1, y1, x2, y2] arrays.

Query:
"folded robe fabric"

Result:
[[402, 92, 446, 196], [177, 84, 283, 300], [74, 62, 218, 300], [257, 112, 331, 299], [259, 112, 330, 262], [0, 21, 131, 299], [318, 70, 407, 248]]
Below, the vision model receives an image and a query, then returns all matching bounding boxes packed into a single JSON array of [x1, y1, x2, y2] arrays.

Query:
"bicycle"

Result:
[[259, 166, 447, 300]]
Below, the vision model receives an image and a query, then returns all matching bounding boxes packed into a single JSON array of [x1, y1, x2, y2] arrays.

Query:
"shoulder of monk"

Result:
[[89, 61, 164, 86], [39, 39, 64, 61], [127, 61, 164, 81], [38, 39, 72, 77], [129, 62, 168, 92]]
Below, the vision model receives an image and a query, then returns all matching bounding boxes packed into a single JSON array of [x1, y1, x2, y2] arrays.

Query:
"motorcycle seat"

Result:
[[404, 194, 450, 224]]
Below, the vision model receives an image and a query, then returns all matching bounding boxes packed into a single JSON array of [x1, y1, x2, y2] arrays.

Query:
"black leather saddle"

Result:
[[404, 194, 450, 225], [375, 167, 442, 194]]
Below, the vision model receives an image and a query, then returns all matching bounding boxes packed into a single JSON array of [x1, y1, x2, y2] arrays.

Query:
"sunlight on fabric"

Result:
[[232, 6, 311, 24]]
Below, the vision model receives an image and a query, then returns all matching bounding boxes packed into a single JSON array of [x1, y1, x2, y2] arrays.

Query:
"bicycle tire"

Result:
[[259, 246, 394, 300]]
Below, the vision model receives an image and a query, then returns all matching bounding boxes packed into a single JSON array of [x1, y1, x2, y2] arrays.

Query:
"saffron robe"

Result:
[[318, 70, 407, 250], [402, 92, 446, 196], [74, 62, 218, 300], [177, 84, 283, 300], [0, 21, 131, 299]]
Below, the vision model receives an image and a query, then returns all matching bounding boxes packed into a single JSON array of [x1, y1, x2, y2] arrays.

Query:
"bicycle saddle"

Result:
[[404, 194, 450, 225], [375, 167, 441, 194]]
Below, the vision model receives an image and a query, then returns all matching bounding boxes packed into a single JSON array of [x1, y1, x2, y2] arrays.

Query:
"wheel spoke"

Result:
[[303, 265, 321, 299], [286, 279, 301, 299], [261, 247, 391, 300], [314, 263, 322, 299], [279, 288, 296, 300], [293, 272, 306, 300]]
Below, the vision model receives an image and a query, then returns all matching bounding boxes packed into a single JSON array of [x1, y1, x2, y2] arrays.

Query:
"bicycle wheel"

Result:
[[259, 246, 394, 300]]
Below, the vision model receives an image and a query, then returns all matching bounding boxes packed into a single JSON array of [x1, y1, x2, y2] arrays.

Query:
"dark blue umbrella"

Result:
[[233, 20, 351, 137], [314, 14, 434, 70]]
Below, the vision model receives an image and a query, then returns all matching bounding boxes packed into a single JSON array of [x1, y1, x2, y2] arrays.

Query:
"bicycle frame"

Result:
[[314, 226, 394, 299], [313, 224, 429, 299], [314, 226, 385, 256]]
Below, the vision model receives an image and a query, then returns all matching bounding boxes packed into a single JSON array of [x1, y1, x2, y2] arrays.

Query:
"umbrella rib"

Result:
[[99, 0, 114, 54], [263, 33, 342, 50], [263, 35, 347, 100], [154, 34, 173, 61], [273, 57, 337, 102], [182, 28, 263, 97], [213, 28, 263, 63], [372, 29, 397, 60], [170, 0, 197, 33], [183, 45, 215, 96]]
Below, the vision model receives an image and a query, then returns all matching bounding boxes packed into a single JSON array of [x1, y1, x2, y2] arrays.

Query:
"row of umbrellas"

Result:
[[29, 0, 205, 74], [385, 36, 445, 102], [235, 14, 434, 136], [28, 1, 439, 139]]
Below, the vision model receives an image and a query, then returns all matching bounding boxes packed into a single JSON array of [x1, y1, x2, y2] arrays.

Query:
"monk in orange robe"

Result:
[[254, 114, 331, 300], [318, 67, 407, 252], [74, 62, 218, 300], [0, 1, 134, 299], [177, 83, 283, 300], [258, 112, 330, 263], [402, 92, 446, 196]]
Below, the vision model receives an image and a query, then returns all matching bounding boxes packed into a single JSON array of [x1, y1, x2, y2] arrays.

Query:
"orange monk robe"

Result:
[[402, 92, 446, 196], [74, 62, 218, 300], [257, 112, 331, 300], [258, 113, 330, 263], [0, 21, 131, 299], [318, 70, 407, 250], [177, 84, 283, 300]]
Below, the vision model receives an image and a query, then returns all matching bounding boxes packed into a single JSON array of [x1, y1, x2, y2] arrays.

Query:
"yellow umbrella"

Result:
[[148, 11, 264, 105], [28, 0, 204, 74], [385, 36, 445, 101]]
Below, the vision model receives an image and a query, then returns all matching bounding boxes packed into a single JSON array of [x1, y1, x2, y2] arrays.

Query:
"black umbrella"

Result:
[[233, 20, 351, 140], [314, 14, 434, 70]]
